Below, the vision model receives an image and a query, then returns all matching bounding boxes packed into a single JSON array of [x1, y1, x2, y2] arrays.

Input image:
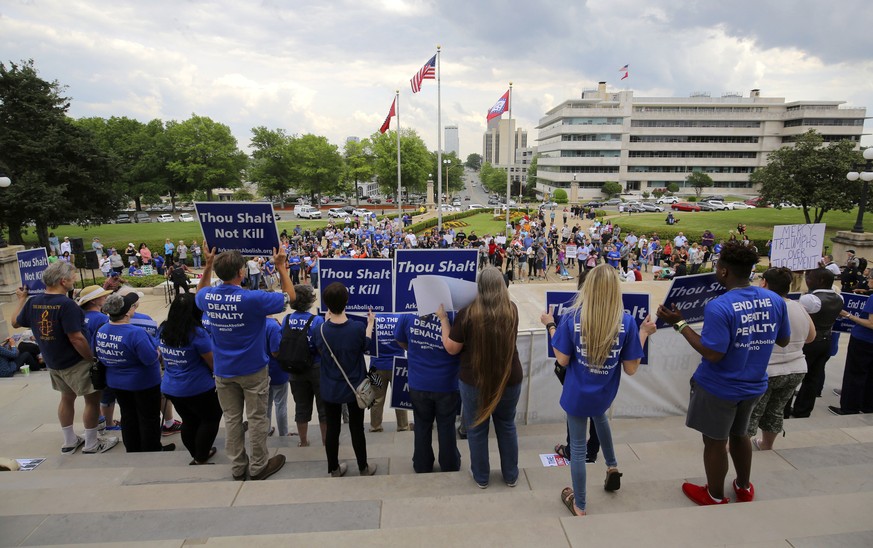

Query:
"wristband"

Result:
[[673, 320, 688, 332], [546, 322, 557, 332]]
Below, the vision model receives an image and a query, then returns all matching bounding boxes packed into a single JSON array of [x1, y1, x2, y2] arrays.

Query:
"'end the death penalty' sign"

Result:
[[318, 258, 393, 314], [394, 249, 478, 313], [770, 223, 826, 271], [545, 291, 651, 363], [17, 248, 49, 295], [195, 202, 280, 256]]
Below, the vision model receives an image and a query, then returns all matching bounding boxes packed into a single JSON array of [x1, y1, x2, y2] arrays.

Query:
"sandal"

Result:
[[604, 468, 622, 492], [554, 444, 569, 459], [298, 440, 310, 447], [190, 446, 218, 465], [561, 487, 585, 516]]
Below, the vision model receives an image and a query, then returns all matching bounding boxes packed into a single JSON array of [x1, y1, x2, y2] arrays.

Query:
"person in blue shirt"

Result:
[[284, 285, 327, 447], [263, 258, 276, 291], [312, 283, 377, 477], [96, 292, 173, 453], [606, 244, 621, 269], [543, 264, 654, 517], [657, 241, 790, 507], [158, 294, 221, 465], [395, 311, 462, 474], [265, 317, 289, 436], [368, 313, 410, 433], [305, 253, 319, 289], [195, 242, 296, 481], [163, 239, 175, 265], [287, 249, 302, 284]]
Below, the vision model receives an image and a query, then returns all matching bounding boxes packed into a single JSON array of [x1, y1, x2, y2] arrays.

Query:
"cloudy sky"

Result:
[[2, 0, 872, 157]]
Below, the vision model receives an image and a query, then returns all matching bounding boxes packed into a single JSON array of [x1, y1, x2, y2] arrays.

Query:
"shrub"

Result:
[[553, 189, 568, 204]]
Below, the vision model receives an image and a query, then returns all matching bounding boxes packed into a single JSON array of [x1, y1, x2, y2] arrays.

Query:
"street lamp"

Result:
[[847, 148, 873, 234], [442, 158, 451, 206], [0, 172, 10, 248]]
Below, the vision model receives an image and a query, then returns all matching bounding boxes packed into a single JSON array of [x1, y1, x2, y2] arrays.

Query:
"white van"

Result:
[[294, 205, 322, 219]]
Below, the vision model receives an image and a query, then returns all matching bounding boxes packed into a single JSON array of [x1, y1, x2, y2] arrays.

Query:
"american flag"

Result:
[[410, 55, 436, 93], [619, 64, 629, 80]]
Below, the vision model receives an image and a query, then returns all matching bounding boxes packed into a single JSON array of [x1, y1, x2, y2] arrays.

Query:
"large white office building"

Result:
[[445, 125, 459, 158], [535, 82, 867, 200]]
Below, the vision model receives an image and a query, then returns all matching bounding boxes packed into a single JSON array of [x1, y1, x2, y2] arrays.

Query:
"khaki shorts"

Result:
[[50, 359, 97, 396]]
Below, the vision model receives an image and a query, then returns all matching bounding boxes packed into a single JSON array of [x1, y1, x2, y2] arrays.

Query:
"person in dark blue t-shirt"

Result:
[[395, 312, 461, 474], [312, 282, 377, 477], [657, 241, 790, 507], [159, 294, 221, 465], [97, 292, 172, 453], [265, 317, 289, 436], [195, 242, 296, 481]]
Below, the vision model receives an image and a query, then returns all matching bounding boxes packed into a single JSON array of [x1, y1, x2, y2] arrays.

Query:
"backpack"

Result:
[[278, 314, 315, 374]]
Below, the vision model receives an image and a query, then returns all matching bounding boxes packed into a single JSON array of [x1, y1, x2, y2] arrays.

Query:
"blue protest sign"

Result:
[[16, 248, 49, 295], [317, 259, 393, 314], [544, 290, 650, 363], [194, 202, 280, 256], [394, 249, 478, 313], [373, 313, 405, 359], [833, 293, 870, 333], [391, 357, 412, 410], [656, 273, 725, 328]]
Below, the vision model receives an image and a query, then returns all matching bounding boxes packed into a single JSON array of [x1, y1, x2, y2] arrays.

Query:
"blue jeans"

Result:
[[459, 380, 521, 486], [409, 389, 461, 473], [193, 255, 201, 268], [567, 413, 617, 511]]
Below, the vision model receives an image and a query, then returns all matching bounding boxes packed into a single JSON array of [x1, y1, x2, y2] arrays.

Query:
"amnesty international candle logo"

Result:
[[39, 309, 53, 339]]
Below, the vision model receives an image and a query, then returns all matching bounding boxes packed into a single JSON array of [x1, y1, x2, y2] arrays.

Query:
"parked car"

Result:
[[341, 205, 356, 214], [367, 197, 382, 204], [320, 197, 331, 204], [352, 208, 373, 217], [703, 200, 729, 210], [439, 204, 460, 212], [294, 205, 322, 219], [115, 213, 132, 224], [627, 203, 646, 213], [726, 201, 753, 210], [328, 207, 349, 218], [671, 202, 702, 212], [133, 212, 151, 223], [178, 213, 195, 222], [541, 201, 559, 209], [452, 198, 461, 206], [464, 195, 471, 201], [744, 197, 770, 208], [467, 203, 486, 210], [639, 202, 664, 212], [156, 213, 176, 223], [585, 201, 604, 208], [697, 202, 719, 212], [656, 196, 679, 204], [603, 198, 622, 207], [777, 202, 799, 209]]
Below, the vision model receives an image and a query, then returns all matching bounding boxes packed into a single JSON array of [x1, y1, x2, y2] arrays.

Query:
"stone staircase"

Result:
[[2, 374, 873, 547]]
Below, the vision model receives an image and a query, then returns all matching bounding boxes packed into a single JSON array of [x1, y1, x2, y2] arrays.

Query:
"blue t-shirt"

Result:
[[552, 311, 643, 417], [195, 284, 286, 378], [265, 318, 288, 385], [84, 310, 109, 352], [283, 311, 325, 367], [394, 313, 459, 393], [313, 320, 369, 404], [164, 242, 175, 255], [694, 286, 790, 400], [16, 293, 86, 370], [159, 326, 214, 398], [850, 296, 873, 344], [288, 255, 301, 272], [370, 314, 406, 371], [607, 250, 621, 268], [95, 323, 161, 391]]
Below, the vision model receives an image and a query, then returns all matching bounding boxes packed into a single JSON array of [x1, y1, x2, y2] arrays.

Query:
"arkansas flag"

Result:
[[487, 90, 510, 121], [619, 64, 629, 80], [379, 98, 396, 134]]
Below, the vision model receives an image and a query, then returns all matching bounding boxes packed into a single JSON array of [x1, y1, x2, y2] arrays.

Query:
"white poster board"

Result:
[[770, 223, 826, 271]]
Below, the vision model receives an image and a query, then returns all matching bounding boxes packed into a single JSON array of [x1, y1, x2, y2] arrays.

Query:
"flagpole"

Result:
[[505, 82, 513, 237], [396, 90, 402, 219], [436, 45, 443, 231]]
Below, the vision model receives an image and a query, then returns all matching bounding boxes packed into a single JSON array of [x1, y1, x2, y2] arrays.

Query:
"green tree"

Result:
[[601, 180, 622, 198], [686, 171, 714, 198], [525, 154, 539, 198], [290, 133, 344, 203], [370, 129, 431, 196], [553, 188, 568, 204], [753, 130, 861, 223], [465, 153, 482, 170], [165, 115, 247, 201], [479, 162, 508, 195], [641, 190, 650, 199], [343, 138, 374, 204], [666, 182, 680, 194], [652, 188, 667, 198], [0, 59, 122, 247], [249, 127, 296, 202]]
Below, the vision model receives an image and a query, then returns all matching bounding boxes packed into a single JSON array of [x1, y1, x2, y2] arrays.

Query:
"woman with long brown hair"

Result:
[[437, 266, 522, 488]]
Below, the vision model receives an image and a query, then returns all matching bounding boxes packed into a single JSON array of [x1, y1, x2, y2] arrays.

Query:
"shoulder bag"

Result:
[[320, 324, 376, 409]]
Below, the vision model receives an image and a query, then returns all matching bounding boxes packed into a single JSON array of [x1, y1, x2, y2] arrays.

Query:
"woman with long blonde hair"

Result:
[[541, 263, 655, 516], [437, 266, 522, 489]]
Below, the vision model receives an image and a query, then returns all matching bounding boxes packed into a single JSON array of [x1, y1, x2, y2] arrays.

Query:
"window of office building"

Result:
[[783, 118, 864, 127], [630, 120, 762, 128], [629, 135, 759, 144], [562, 117, 624, 125], [561, 134, 623, 142], [628, 151, 758, 159], [560, 150, 621, 158]]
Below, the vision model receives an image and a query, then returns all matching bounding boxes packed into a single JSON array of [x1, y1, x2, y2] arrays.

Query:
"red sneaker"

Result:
[[682, 482, 729, 506], [733, 480, 755, 502]]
